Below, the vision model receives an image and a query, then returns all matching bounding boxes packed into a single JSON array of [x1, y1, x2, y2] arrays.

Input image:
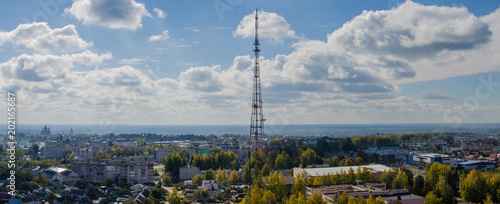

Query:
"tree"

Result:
[[354, 157, 364, 165], [300, 148, 321, 166], [424, 192, 440, 204], [205, 168, 215, 180], [229, 170, 239, 183], [151, 187, 167, 200], [286, 193, 307, 204], [264, 172, 288, 201], [243, 163, 251, 183], [193, 174, 204, 186], [292, 172, 308, 196], [380, 170, 397, 189], [434, 175, 456, 204], [34, 172, 48, 186], [413, 175, 425, 196], [94, 151, 111, 160], [307, 191, 326, 204], [344, 158, 354, 166], [346, 167, 356, 184], [486, 173, 500, 203], [30, 143, 40, 156], [261, 163, 270, 177], [261, 190, 277, 204], [167, 188, 182, 204], [341, 138, 357, 153], [460, 169, 486, 203], [334, 192, 350, 204], [392, 171, 409, 189], [366, 195, 385, 204], [102, 178, 114, 187], [161, 174, 172, 186], [275, 154, 288, 170], [162, 152, 184, 181]]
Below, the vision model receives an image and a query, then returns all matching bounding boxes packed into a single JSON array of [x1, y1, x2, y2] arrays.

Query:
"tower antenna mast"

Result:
[[250, 8, 265, 160]]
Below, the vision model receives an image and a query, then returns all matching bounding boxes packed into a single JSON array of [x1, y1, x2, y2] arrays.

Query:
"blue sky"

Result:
[[1, 0, 500, 126]]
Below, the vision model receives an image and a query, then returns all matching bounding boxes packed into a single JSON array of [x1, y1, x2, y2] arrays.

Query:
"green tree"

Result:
[[30, 143, 40, 156], [486, 173, 500, 203], [380, 170, 397, 189], [261, 163, 270, 177], [34, 172, 48, 186], [460, 169, 486, 203], [193, 174, 204, 186], [307, 191, 326, 204], [264, 172, 288, 201], [413, 175, 425, 196], [286, 193, 307, 204], [275, 154, 288, 170], [243, 163, 251, 183], [262, 190, 277, 204], [205, 168, 215, 180], [167, 188, 182, 204], [94, 151, 111, 159], [424, 192, 440, 204], [162, 152, 184, 181], [344, 158, 354, 166], [334, 192, 350, 204], [300, 148, 321, 166], [229, 170, 239, 183], [354, 157, 364, 165], [392, 171, 409, 189], [292, 172, 308, 196], [434, 175, 456, 204]]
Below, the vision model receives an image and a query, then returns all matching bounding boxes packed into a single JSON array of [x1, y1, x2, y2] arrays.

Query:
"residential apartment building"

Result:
[[41, 146, 69, 159], [70, 156, 154, 184]]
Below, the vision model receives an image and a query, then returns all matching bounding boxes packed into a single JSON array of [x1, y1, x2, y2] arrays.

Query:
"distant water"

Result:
[[4, 123, 500, 137]]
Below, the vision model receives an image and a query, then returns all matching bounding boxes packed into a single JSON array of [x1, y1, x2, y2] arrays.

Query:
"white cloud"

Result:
[[153, 7, 166, 19], [182, 27, 200, 32], [65, 0, 151, 31], [0, 22, 92, 53], [149, 30, 170, 42], [118, 58, 146, 65], [234, 10, 297, 42], [419, 90, 456, 100], [0, 51, 110, 83]]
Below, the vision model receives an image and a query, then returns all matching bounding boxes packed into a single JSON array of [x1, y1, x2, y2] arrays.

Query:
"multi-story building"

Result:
[[408, 153, 457, 168], [70, 156, 154, 184], [41, 146, 69, 159], [73, 149, 98, 161]]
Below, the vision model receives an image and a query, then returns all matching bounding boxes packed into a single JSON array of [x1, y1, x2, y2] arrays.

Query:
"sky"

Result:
[[0, 0, 500, 126]]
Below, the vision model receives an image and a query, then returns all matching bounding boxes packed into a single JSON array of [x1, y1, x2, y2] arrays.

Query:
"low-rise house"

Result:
[[42, 167, 80, 185]]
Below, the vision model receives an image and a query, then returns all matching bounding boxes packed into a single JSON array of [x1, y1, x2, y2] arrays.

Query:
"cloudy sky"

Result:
[[1, 0, 500, 126]]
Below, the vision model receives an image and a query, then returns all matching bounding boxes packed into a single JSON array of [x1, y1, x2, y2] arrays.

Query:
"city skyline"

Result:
[[1, 0, 500, 125]]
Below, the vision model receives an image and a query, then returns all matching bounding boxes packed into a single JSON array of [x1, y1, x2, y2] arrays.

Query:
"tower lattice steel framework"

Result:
[[250, 9, 265, 152]]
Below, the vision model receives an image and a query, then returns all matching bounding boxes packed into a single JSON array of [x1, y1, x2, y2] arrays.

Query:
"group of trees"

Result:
[[162, 152, 186, 182], [240, 172, 290, 203], [189, 150, 240, 170], [460, 169, 500, 203]]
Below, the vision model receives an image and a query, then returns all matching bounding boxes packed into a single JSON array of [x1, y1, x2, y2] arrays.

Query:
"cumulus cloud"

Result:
[[419, 90, 456, 100], [149, 30, 170, 42], [328, 1, 490, 58], [153, 7, 166, 19], [0, 51, 110, 82], [234, 10, 297, 42], [0, 22, 92, 53], [65, 0, 151, 31], [179, 66, 224, 92]]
